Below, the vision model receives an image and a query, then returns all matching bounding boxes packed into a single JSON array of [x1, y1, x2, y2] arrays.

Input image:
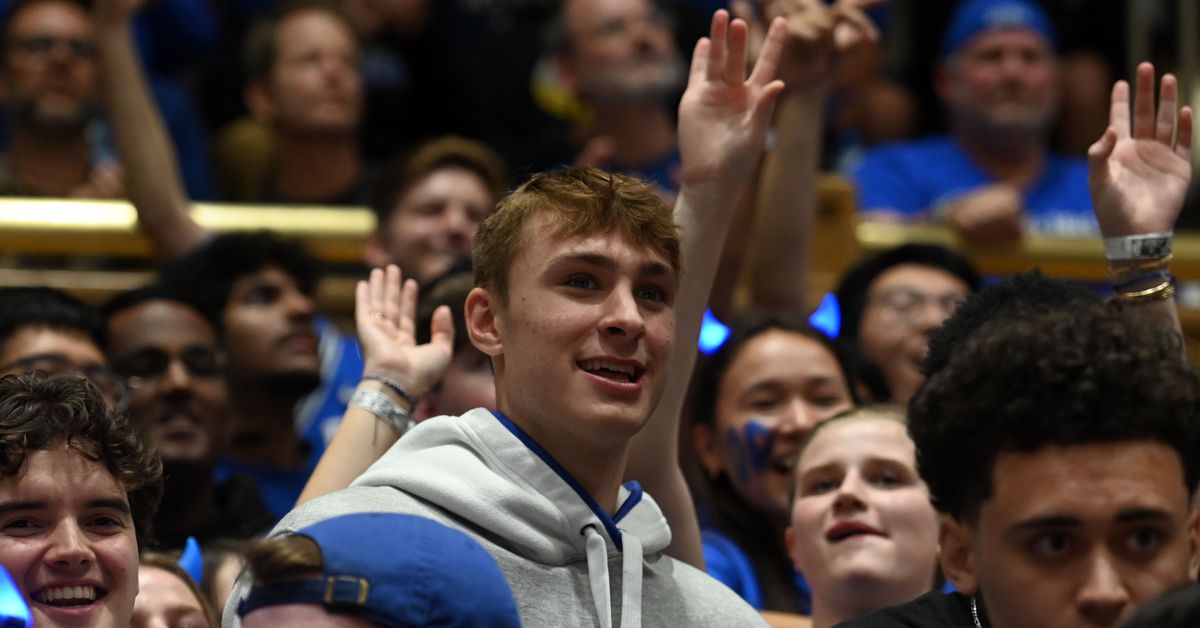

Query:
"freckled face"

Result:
[[486, 219, 676, 456]]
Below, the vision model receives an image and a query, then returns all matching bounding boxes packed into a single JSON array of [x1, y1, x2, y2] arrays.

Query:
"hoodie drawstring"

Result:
[[619, 532, 642, 628], [584, 525, 613, 628], [583, 524, 643, 628]]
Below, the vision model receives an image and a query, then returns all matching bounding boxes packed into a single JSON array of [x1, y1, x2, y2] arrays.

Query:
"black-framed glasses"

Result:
[[0, 353, 127, 405], [870, 287, 966, 323], [10, 35, 97, 58], [110, 346, 224, 389]]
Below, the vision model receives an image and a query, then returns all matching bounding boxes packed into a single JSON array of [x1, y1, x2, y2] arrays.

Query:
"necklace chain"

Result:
[[971, 595, 983, 627]]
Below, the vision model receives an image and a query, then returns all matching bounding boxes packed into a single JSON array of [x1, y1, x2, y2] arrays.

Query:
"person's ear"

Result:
[[785, 524, 799, 563], [465, 287, 503, 357], [244, 80, 274, 122], [934, 60, 955, 105], [939, 514, 979, 594], [555, 54, 579, 95], [363, 230, 391, 268], [691, 423, 724, 480]]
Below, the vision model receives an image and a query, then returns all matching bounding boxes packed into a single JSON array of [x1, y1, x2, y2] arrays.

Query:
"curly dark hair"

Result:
[[922, 270, 1101, 378], [0, 373, 163, 547], [690, 312, 857, 428], [910, 304, 1200, 522], [833, 244, 981, 401], [157, 232, 319, 330]]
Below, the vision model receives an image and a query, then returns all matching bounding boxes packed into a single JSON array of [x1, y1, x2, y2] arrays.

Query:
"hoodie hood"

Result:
[[352, 408, 672, 628]]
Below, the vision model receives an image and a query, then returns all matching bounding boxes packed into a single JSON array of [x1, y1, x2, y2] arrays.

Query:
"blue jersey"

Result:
[[702, 527, 811, 614], [294, 317, 363, 457], [852, 136, 1097, 236]]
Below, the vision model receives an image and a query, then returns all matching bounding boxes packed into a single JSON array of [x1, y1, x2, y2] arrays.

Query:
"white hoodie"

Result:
[[223, 408, 765, 627]]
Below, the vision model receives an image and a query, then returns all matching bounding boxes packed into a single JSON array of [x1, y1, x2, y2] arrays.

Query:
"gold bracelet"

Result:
[[1116, 279, 1175, 302], [1109, 254, 1173, 279]]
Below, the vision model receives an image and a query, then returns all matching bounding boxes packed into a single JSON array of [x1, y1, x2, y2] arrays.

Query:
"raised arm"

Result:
[[1088, 62, 1191, 335], [743, 0, 881, 311], [624, 10, 787, 568], [95, 0, 207, 260], [298, 264, 454, 504]]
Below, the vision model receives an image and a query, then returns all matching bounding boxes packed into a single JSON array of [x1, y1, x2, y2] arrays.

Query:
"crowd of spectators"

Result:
[[2, 1, 1200, 627]]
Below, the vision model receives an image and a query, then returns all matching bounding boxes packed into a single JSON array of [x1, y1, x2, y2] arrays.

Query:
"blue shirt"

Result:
[[852, 136, 1097, 236], [702, 527, 811, 614], [294, 317, 363, 457], [214, 319, 360, 519]]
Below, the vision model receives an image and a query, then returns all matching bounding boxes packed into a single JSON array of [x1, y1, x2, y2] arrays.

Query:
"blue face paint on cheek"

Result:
[[722, 418, 776, 488], [742, 420, 775, 473]]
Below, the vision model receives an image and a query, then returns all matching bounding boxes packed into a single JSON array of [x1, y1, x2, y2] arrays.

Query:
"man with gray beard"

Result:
[[0, 0, 122, 198], [549, 0, 687, 199], [852, 0, 1095, 243]]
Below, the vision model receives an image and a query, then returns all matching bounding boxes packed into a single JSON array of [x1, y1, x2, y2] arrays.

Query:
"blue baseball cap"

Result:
[[238, 513, 522, 627], [941, 0, 1057, 57]]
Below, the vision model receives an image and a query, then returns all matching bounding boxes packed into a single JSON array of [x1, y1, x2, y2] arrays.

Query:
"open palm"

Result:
[[356, 265, 454, 397], [1089, 62, 1193, 236], [677, 11, 785, 189]]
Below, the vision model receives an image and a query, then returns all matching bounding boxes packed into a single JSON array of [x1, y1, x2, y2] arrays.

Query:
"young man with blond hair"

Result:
[[225, 10, 788, 627]]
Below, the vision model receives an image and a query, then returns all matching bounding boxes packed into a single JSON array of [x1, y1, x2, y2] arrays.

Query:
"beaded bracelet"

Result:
[[364, 373, 418, 408]]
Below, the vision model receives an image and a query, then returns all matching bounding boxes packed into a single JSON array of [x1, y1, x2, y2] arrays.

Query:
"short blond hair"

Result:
[[472, 168, 680, 302]]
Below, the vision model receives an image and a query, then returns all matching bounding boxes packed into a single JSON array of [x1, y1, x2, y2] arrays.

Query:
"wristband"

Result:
[[349, 388, 415, 437], [1104, 232, 1173, 261], [364, 373, 418, 408]]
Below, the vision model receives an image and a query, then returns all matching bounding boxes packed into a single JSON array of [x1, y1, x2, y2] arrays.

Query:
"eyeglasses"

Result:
[[870, 287, 966, 323], [110, 346, 224, 389], [9, 35, 97, 59], [0, 353, 127, 405]]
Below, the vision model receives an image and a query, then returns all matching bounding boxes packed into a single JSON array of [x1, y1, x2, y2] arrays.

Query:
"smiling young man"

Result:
[[224, 10, 789, 627], [0, 373, 161, 628]]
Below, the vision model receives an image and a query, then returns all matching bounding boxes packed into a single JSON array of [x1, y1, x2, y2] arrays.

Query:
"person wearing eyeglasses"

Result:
[[103, 285, 275, 550], [0, 287, 127, 410], [833, 245, 982, 405], [0, 0, 126, 198]]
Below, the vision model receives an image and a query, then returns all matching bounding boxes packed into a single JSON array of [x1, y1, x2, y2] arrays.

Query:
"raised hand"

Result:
[[356, 265, 454, 400], [1088, 62, 1193, 236], [676, 10, 786, 190], [733, 0, 882, 89]]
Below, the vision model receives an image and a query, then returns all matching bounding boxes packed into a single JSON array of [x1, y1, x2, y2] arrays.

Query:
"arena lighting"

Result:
[[697, 292, 842, 355], [698, 309, 731, 354], [0, 565, 30, 628], [808, 292, 841, 339]]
